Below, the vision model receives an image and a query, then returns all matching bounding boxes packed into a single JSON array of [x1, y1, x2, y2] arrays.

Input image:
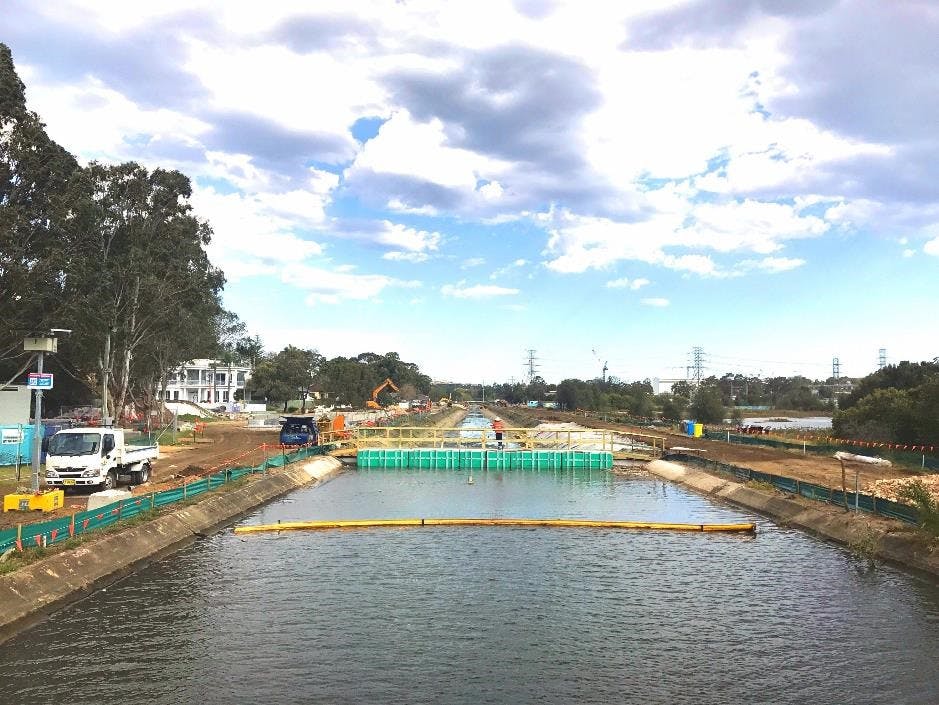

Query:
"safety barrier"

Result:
[[703, 431, 939, 470], [343, 426, 664, 459], [0, 444, 328, 555], [357, 448, 614, 470], [234, 518, 756, 534], [665, 452, 920, 524]]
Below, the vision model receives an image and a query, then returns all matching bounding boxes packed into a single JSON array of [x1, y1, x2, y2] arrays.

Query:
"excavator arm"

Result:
[[366, 378, 400, 409]]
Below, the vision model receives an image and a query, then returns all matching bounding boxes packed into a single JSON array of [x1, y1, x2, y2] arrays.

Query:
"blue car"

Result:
[[279, 416, 319, 446]]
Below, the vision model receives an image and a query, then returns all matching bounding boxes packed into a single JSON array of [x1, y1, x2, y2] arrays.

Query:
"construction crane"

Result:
[[366, 378, 400, 409], [591, 348, 608, 383]]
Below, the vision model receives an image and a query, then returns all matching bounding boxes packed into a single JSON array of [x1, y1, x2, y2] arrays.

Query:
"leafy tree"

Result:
[[0, 43, 78, 371], [690, 387, 725, 424], [658, 393, 686, 422], [840, 361, 939, 410], [0, 45, 227, 419], [251, 346, 324, 412], [59, 161, 225, 417]]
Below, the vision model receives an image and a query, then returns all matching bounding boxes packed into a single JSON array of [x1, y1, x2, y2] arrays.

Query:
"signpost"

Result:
[[27, 373, 54, 389]]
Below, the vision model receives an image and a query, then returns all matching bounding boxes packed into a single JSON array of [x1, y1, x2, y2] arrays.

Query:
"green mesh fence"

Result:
[[0, 444, 329, 554], [703, 431, 939, 470], [665, 452, 920, 525]]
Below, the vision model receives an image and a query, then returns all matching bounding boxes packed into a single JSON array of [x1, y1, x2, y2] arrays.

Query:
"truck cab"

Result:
[[44, 427, 159, 490]]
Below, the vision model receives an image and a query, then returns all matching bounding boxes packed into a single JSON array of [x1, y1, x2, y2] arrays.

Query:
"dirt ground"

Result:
[[501, 407, 921, 490], [0, 421, 278, 530]]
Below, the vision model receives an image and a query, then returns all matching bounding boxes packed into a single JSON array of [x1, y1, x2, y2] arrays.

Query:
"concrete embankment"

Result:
[[0, 456, 343, 645], [646, 459, 939, 578]]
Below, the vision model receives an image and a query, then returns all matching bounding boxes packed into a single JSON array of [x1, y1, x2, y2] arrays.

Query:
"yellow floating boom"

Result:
[[234, 518, 756, 534]]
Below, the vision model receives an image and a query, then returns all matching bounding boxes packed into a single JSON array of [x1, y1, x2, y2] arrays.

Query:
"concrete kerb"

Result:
[[646, 459, 939, 578], [0, 455, 343, 645]]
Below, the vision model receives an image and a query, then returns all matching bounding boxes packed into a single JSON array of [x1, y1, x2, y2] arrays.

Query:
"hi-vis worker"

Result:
[[492, 416, 505, 449]]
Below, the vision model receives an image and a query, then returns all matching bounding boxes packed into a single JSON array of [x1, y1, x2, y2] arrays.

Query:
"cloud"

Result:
[[490, 258, 528, 279], [925, 238, 939, 257], [201, 109, 355, 170], [605, 277, 649, 290], [641, 297, 670, 307], [191, 185, 331, 278], [4, 3, 213, 110], [461, 257, 486, 268], [264, 13, 378, 53], [624, 0, 836, 51], [736, 256, 805, 273], [279, 263, 420, 305], [383, 251, 431, 263], [375, 221, 442, 253], [441, 283, 520, 299]]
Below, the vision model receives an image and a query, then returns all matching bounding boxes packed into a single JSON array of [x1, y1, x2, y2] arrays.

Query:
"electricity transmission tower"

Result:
[[525, 349, 539, 383], [878, 348, 887, 369], [690, 346, 705, 388]]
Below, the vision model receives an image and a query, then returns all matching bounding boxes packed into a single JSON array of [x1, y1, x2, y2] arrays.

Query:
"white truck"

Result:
[[44, 427, 159, 490]]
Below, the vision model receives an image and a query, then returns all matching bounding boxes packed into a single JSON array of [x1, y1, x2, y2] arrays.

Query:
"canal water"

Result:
[[2, 463, 939, 704]]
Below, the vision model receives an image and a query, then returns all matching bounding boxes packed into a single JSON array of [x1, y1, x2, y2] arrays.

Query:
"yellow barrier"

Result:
[[3, 489, 64, 513], [234, 518, 756, 534]]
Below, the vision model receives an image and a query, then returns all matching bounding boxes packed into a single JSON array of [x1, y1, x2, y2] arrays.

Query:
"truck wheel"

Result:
[[103, 471, 117, 491], [135, 463, 151, 484]]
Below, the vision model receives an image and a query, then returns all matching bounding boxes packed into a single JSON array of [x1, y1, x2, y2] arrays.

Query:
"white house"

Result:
[[163, 359, 252, 404]]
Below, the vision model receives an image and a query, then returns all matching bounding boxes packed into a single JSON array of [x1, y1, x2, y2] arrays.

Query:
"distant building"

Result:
[[163, 359, 252, 404], [653, 378, 685, 395]]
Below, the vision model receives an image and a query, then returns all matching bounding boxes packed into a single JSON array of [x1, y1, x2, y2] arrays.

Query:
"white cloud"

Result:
[[191, 186, 328, 278], [376, 221, 442, 253], [441, 283, 520, 299], [279, 263, 420, 305], [925, 237, 939, 256], [903, 248, 915, 258], [460, 257, 486, 268], [383, 251, 431, 263], [641, 298, 670, 307], [605, 277, 650, 290], [756, 256, 805, 272], [490, 258, 528, 279], [346, 111, 508, 193]]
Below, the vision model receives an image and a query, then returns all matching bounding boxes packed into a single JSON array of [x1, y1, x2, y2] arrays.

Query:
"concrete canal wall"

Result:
[[0, 456, 343, 645], [646, 459, 939, 579]]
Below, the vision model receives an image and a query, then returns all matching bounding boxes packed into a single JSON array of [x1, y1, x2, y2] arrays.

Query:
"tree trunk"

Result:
[[113, 276, 141, 420]]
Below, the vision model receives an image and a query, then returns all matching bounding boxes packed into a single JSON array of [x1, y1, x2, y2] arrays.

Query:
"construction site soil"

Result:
[[497, 407, 923, 489], [0, 421, 277, 531]]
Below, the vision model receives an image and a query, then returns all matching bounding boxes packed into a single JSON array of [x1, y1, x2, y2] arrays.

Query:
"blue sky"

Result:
[[5, 0, 938, 383]]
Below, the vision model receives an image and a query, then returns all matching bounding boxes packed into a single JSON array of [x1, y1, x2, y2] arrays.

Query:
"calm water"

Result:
[[1, 467, 938, 705]]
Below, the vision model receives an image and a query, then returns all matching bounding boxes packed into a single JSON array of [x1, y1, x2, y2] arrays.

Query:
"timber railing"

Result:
[[322, 426, 666, 460]]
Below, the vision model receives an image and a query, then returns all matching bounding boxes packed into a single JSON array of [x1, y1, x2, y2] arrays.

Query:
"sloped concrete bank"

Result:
[[646, 459, 939, 579], [0, 456, 343, 645]]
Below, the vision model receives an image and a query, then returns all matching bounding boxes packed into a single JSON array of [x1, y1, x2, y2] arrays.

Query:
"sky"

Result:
[[4, 0, 938, 384]]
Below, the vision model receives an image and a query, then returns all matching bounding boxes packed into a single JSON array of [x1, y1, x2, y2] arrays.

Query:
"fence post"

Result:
[[150, 492, 155, 510], [16, 523, 22, 551], [69, 512, 75, 538], [118, 500, 123, 520], [183, 481, 187, 500]]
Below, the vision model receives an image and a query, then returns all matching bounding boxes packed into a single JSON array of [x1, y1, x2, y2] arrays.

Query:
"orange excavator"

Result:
[[365, 378, 399, 409]]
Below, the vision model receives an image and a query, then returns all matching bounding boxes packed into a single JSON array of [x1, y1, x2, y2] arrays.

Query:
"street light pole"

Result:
[[30, 350, 44, 492]]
